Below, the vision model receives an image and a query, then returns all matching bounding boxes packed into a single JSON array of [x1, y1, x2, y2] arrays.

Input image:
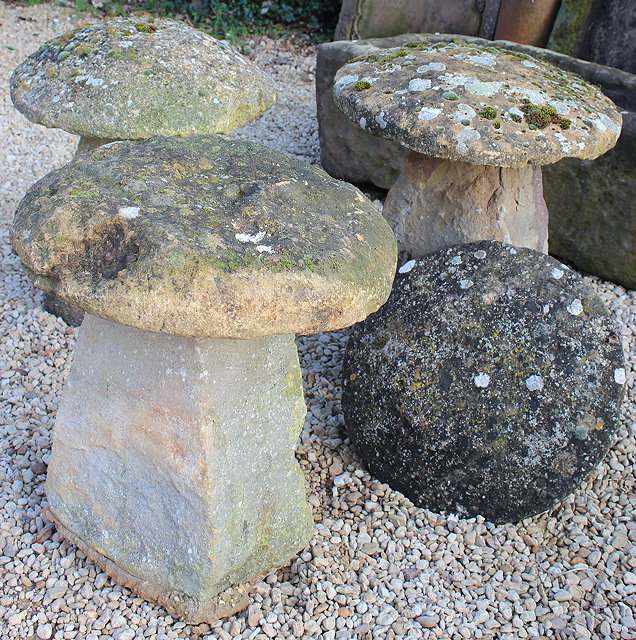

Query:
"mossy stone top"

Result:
[[10, 17, 276, 139], [333, 42, 622, 167], [12, 135, 397, 339]]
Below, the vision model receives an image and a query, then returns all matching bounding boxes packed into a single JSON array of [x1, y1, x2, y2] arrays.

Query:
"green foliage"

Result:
[[138, 0, 342, 38]]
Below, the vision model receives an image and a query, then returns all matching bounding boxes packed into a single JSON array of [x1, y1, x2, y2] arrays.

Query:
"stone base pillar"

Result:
[[383, 151, 549, 257], [46, 315, 314, 622]]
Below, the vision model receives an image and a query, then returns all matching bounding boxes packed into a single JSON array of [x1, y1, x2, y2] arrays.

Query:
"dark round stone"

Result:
[[342, 241, 625, 523]]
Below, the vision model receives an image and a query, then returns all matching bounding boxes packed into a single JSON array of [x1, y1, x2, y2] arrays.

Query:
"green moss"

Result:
[[480, 107, 497, 120], [442, 91, 458, 101], [57, 51, 71, 62], [461, 119, 471, 126], [559, 118, 572, 129], [353, 80, 371, 91], [108, 48, 123, 58], [521, 103, 563, 129], [75, 45, 95, 57], [135, 21, 158, 33], [46, 68, 59, 79], [493, 121, 501, 129]]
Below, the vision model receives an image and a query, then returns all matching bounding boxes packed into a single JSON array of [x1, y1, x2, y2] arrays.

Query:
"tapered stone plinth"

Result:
[[383, 152, 549, 256], [46, 314, 314, 622]]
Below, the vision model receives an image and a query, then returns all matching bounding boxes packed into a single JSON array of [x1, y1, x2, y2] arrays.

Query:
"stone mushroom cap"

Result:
[[11, 135, 397, 340], [10, 17, 276, 139], [333, 41, 622, 167]]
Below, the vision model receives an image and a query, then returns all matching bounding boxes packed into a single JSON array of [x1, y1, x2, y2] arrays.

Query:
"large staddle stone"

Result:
[[10, 16, 276, 141], [343, 241, 626, 523], [12, 135, 397, 621], [333, 41, 622, 257]]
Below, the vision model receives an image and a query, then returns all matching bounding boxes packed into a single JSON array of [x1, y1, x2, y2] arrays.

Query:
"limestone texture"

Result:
[[383, 152, 548, 256], [334, 0, 481, 41], [333, 41, 622, 167], [10, 17, 276, 139], [11, 135, 397, 339], [46, 314, 314, 622], [546, 111, 636, 290], [342, 241, 625, 523]]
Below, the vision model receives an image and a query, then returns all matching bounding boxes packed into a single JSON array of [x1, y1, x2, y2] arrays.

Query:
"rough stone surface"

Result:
[[343, 241, 625, 523], [547, 0, 596, 58], [575, 0, 636, 74], [333, 41, 622, 167], [12, 135, 397, 339], [334, 0, 482, 41], [384, 152, 548, 256], [10, 17, 276, 138], [46, 314, 314, 622], [546, 111, 636, 290]]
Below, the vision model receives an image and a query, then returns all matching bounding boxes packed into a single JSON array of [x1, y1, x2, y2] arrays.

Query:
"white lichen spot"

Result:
[[464, 81, 502, 97], [548, 100, 570, 115], [256, 245, 273, 254], [467, 54, 496, 67], [509, 248, 517, 254], [474, 373, 490, 388], [118, 206, 139, 219], [593, 113, 621, 138], [567, 298, 584, 316], [417, 62, 446, 73], [456, 127, 481, 155], [543, 304, 551, 314], [551, 267, 564, 280], [522, 60, 540, 69], [614, 368, 626, 385], [213, 98, 220, 104], [398, 260, 416, 274], [526, 375, 544, 392], [452, 103, 477, 123], [235, 231, 266, 244], [450, 255, 462, 265], [474, 250, 487, 259], [418, 107, 442, 121], [375, 111, 388, 129], [508, 106, 524, 120], [359, 117, 367, 129], [408, 78, 432, 91], [522, 89, 546, 104], [460, 279, 473, 289], [334, 74, 359, 97]]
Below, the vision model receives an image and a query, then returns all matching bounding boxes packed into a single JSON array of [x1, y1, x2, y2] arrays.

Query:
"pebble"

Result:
[[0, 5, 634, 640]]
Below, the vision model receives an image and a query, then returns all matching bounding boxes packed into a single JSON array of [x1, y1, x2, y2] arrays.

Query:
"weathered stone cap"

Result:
[[333, 41, 622, 167], [10, 17, 276, 139], [12, 135, 397, 339]]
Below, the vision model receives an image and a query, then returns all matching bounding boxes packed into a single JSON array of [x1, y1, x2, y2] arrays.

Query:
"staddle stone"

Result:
[[47, 314, 312, 621], [11, 135, 396, 339], [10, 17, 276, 139], [343, 241, 625, 523]]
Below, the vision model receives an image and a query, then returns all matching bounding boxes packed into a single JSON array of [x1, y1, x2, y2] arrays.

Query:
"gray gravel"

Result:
[[1, 4, 635, 640]]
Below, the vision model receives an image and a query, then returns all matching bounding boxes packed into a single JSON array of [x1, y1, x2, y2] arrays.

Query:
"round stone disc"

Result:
[[12, 135, 397, 339], [10, 17, 276, 139], [333, 42, 621, 167], [343, 241, 625, 523]]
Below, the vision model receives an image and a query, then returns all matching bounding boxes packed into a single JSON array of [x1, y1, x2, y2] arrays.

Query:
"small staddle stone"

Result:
[[343, 241, 626, 523], [10, 16, 276, 139], [333, 41, 622, 256], [12, 135, 396, 622]]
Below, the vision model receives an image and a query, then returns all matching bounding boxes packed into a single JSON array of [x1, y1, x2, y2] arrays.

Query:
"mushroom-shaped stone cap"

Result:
[[334, 42, 622, 167], [12, 135, 397, 339], [10, 17, 276, 139]]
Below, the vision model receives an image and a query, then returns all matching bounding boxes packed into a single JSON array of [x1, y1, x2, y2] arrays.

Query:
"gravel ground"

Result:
[[1, 4, 635, 640]]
